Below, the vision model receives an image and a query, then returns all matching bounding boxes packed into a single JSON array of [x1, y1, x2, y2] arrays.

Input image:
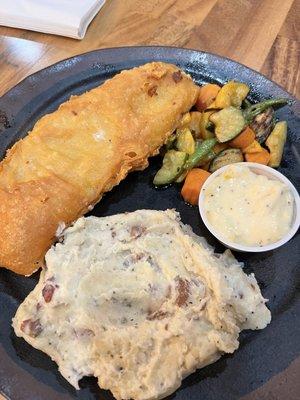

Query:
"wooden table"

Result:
[[0, 0, 299, 98], [0, 1, 299, 400]]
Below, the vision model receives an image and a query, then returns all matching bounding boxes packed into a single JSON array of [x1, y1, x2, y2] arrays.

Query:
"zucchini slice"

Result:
[[175, 170, 188, 183], [200, 111, 215, 139], [210, 107, 245, 143], [153, 150, 188, 186], [266, 121, 287, 167], [209, 148, 243, 173], [176, 128, 195, 155], [215, 81, 250, 108]]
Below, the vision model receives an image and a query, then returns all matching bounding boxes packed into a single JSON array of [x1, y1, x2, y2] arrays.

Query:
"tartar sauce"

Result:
[[203, 165, 294, 246]]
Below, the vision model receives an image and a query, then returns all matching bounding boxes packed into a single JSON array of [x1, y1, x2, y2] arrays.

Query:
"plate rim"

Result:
[[0, 45, 299, 104], [0, 44, 299, 400]]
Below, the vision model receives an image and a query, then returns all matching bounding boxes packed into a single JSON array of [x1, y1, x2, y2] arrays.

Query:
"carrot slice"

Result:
[[181, 168, 211, 205], [245, 148, 271, 165], [229, 126, 255, 149], [195, 84, 221, 112]]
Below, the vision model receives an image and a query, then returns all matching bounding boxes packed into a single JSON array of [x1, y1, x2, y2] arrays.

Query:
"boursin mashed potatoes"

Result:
[[13, 210, 271, 400]]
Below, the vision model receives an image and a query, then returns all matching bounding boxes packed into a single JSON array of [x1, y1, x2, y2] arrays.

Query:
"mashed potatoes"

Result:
[[13, 210, 271, 400], [203, 165, 294, 246]]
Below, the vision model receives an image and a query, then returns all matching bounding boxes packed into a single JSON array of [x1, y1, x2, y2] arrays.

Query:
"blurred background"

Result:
[[0, 0, 298, 98]]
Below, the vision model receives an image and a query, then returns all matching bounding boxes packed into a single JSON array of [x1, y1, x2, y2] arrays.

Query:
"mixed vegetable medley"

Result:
[[153, 81, 288, 205]]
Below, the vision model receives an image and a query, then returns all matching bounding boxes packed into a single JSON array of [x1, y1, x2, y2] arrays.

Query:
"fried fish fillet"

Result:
[[0, 62, 199, 276]]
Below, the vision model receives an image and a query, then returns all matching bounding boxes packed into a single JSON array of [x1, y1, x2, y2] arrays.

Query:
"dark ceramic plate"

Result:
[[0, 46, 299, 400]]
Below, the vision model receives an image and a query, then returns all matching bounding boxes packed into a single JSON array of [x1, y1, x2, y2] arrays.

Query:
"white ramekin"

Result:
[[198, 162, 300, 252]]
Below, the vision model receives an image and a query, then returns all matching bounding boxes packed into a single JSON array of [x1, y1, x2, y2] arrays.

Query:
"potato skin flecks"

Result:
[[13, 210, 271, 400]]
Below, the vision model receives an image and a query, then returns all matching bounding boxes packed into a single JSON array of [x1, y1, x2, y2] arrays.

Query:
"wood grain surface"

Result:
[[0, 1, 299, 399], [0, 0, 299, 98]]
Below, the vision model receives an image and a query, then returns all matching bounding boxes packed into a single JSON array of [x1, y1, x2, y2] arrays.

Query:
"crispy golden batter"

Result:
[[0, 62, 199, 275]]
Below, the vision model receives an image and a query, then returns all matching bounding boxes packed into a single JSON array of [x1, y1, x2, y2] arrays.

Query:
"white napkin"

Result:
[[0, 0, 106, 39]]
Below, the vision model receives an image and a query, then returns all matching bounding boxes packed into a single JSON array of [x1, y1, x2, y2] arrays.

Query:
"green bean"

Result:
[[184, 138, 217, 170], [243, 98, 288, 124]]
